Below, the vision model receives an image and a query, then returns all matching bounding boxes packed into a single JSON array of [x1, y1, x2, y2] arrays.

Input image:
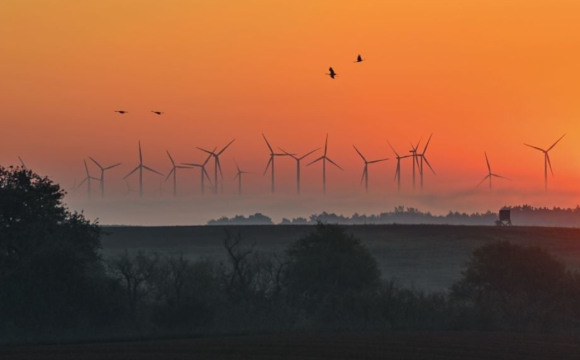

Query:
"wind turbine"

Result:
[[278, 147, 319, 195], [78, 159, 100, 199], [524, 134, 565, 192], [409, 139, 422, 191], [262, 134, 290, 193], [353, 146, 389, 193], [477, 152, 511, 189], [387, 140, 412, 193], [182, 149, 215, 195], [89, 157, 121, 198], [197, 139, 235, 194], [123, 141, 164, 198], [165, 151, 190, 197], [417, 134, 436, 190], [233, 160, 251, 195], [307, 134, 343, 195]]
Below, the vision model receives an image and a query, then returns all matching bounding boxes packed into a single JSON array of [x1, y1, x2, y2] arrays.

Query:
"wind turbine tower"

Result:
[[279, 147, 319, 195]]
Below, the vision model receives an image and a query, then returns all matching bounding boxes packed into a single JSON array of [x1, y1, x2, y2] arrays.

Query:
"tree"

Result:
[[450, 241, 578, 330], [0, 166, 114, 335], [285, 223, 381, 327]]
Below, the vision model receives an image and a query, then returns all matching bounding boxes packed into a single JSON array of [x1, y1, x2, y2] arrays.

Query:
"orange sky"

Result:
[[1, 1, 580, 222]]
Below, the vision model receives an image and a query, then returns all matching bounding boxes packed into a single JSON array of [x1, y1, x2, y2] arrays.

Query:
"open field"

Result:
[[102, 225, 580, 291], [3, 332, 580, 360]]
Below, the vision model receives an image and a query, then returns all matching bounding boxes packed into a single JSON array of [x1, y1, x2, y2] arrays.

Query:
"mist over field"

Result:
[[67, 188, 580, 225]]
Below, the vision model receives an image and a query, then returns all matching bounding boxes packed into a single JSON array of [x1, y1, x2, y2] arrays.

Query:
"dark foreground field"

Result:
[[4, 332, 580, 360], [102, 225, 580, 291]]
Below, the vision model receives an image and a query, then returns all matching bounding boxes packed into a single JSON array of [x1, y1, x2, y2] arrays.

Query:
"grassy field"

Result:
[[4, 332, 580, 359], [101, 225, 580, 291]]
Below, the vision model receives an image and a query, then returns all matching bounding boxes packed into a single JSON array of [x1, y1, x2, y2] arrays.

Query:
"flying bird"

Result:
[[114, 110, 128, 114], [151, 111, 164, 115], [326, 67, 337, 79], [355, 54, 364, 63]]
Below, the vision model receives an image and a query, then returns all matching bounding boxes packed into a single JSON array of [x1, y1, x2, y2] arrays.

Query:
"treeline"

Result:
[[4, 167, 580, 345], [210, 206, 580, 227]]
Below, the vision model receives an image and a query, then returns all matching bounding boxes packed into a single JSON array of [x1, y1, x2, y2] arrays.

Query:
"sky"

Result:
[[1, 0, 580, 225]]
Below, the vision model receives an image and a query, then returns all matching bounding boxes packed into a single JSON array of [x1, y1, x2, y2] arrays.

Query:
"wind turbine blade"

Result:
[[123, 166, 140, 180], [143, 165, 163, 176], [263, 157, 273, 175], [218, 139, 236, 155], [324, 134, 329, 156], [547, 154, 554, 176], [105, 163, 121, 170], [307, 156, 324, 166], [262, 134, 274, 153], [197, 147, 214, 155], [476, 175, 490, 188], [278, 147, 298, 159], [394, 166, 399, 181], [484, 152, 491, 173], [90, 177, 100, 181], [299, 148, 320, 160], [18, 156, 27, 169], [182, 163, 201, 167], [369, 158, 389, 164], [422, 133, 433, 153], [166, 151, 175, 166], [233, 173, 239, 180], [89, 157, 103, 169], [83, 160, 90, 175], [326, 157, 343, 170], [165, 168, 175, 182], [203, 150, 215, 166], [360, 167, 366, 185], [353, 145, 366, 162], [203, 168, 213, 187], [78, 177, 88, 187], [492, 174, 511, 181], [234, 159, 240, 172], [524, 143, 545, 152], [139, 141, 143, 164], [547, 134, 566, 152], [422, 156, 436, 175], [387, 140, 400, 157], [217, 159, 224, 179]]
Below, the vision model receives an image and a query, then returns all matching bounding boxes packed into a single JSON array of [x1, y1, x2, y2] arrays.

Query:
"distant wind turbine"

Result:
[[477, 152, 511, 189], [307, 134, 343, 195], [417, 134, 436, 190], [123, 141, 164, 198], [353, 145, 388, 193], [278, 147, 319, 195], [124, 180, 138, 196], [182, 149, 215, 195], [524, 134, 565, 192], [409, 139, 422, 191], [78, 159, 100, 199], [165, 151, 190, 197], [197, 139, 235, 194], [387, 140, 412, 193], [233, 160, 251, 195], [262, 134, 290, 193], [89, 157, 121, 198]]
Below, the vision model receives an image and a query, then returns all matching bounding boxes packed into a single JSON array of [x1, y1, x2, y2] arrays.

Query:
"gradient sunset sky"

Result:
[[1, 1, 580, 224]]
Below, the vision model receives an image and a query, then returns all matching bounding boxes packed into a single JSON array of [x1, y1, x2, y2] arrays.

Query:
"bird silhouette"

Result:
[[327, 67, 337, 79], [151, 111, 164, 115], [115, 110, 128, 114], [355, 54, 364, 63]]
